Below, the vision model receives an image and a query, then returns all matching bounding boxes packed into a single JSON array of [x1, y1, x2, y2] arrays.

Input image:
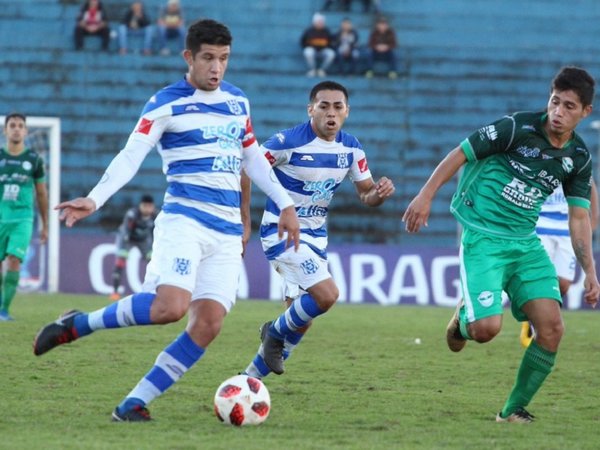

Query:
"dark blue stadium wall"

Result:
[[1, 0, 600, 245]]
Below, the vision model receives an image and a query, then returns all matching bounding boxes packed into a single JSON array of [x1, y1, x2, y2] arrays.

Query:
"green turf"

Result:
[[1, 293, 599, 449]]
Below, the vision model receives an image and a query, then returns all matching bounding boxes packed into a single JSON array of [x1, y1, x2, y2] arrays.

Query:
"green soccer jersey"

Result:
[[0, 147, 46, 223], [451, 111, 592, 239]]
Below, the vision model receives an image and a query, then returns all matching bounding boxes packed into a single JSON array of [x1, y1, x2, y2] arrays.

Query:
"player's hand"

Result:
[[278, 206, 300, 251], [39, 226, 48, 244], [402, 193, 432, 233], [583, 275, 600, 308], [55, 197, 97, 227], [374, 177, 395, 200]]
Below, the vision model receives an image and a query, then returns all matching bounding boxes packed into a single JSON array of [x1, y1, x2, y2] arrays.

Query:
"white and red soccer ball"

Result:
[[214, 374, 271, 426]]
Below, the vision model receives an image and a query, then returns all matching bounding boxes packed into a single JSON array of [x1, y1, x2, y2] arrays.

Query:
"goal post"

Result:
[[1, 115, 61, 293]]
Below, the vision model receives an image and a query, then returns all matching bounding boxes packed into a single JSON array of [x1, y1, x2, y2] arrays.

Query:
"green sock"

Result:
[[1, 270, 20, 314], [458, 305, 472, 340], [501, 340, 556, 417]]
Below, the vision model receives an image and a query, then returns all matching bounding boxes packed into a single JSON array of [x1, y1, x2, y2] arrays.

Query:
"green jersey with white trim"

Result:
[[0, 147, 46, 223], [451, 111, 592, 239]]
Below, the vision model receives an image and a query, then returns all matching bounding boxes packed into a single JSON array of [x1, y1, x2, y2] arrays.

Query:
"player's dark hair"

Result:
[[309, 81, 349, 104], [185, 19, 232, 55], [552, 66, 595, 107], [4, 112, 26, 126], [140, 194, 154, 204]]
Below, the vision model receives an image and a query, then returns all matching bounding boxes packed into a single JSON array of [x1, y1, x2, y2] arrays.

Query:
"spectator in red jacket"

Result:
[[74, 0, 111, 51]]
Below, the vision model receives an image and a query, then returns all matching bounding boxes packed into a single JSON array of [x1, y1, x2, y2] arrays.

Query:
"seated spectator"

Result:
[[300, 12, 336, 78], [365, 16, 398, 79], [322, 0, 381, 13], [333, 17, 360, 75], [156, 0, 186, 56], [118, 1, 154, 55], [74, 0, 111, 51]]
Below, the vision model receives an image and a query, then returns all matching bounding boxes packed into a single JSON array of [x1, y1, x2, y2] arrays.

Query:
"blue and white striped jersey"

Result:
[[536, 184, 569, 236], [260, 121, 372, 260], [129, 77, 256, 236]]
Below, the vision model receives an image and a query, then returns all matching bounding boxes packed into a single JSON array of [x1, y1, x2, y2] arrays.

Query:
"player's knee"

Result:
[[537, 319, 564, 345], [469, 322, 501, 343], [151, 297, 189, 323]]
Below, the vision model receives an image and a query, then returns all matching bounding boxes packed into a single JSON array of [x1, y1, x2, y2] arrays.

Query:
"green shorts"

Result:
[[459, 228, 562, 323], [0, 220, 34, 261]]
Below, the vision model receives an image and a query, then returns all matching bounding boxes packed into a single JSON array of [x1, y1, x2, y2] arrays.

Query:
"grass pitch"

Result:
[[1, 293, 599, 450]]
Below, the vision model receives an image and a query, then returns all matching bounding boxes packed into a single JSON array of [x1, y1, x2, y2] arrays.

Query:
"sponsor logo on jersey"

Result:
[[561, 157, 574, 174], [358, 157, 368, 173], [212, 155, 241, 173], [300, 258, 320, 275], [521, 124, 536, 131], [508, 160, 535, 178], [275, 132, 285, 144], [502, 177, 543, 210], [264, 151, 276, 165], [136, 118, 154, 135], [301, 155, 314, 161], [200, 121, 243, 149], [185, 104, 200, 111], [536, 170, 561, 190], [515, 145, 540, 158], [337, 152, 349, 168], [478, 125, 498, 141], [477, 291, 494, 307], [304, 178, 336, 202], [296, 205, 327, 217]]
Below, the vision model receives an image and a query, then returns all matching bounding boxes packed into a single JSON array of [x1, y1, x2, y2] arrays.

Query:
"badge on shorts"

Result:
[[172, 257, 191, 275]]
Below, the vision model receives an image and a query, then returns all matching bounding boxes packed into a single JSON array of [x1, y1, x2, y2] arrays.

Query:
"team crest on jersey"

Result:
[[226, 99, 243, 115], [22, 161, 32, 171], [172, 257, 191, 275], [562, 157, 574, 174], [337, 153, 349, 168], [300, 258, 319, 275]]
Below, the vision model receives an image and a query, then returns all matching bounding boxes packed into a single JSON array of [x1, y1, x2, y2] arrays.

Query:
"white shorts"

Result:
[[268, 243, 331, 298], [142, 212, 243, 312], [539, 234, 576, 282]]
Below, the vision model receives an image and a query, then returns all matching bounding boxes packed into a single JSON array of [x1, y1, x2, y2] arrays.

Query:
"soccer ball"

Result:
[[214, 374, 271, 426]]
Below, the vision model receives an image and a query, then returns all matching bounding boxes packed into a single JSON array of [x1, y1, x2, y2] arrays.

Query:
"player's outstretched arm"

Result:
[[278, 205, 300, 251], [403, 146, 466, 233], [55, 197, 97, 228]]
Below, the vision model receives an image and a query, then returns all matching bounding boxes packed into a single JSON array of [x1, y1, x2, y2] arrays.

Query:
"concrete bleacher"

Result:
[[1, 0, 600, 245]]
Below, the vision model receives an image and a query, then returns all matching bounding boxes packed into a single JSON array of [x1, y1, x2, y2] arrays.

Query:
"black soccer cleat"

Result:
[[260, 321, 285, 375], [33, 309, 83, 356], [112, 405, 153, 422], [496, 407, 535, 423]]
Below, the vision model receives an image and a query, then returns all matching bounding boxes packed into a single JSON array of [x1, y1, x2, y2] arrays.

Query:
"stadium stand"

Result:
[[1, 0, 600, 245]]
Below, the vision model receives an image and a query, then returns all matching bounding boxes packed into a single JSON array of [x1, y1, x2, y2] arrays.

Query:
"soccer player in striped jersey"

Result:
[[242, 80, 395, 378], [403, 66, 600, 423], [520, 181, 598, 347], [32, 19, 299, 421]]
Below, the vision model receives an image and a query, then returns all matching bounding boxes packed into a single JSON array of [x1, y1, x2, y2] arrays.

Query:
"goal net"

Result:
[[1, 115, 61, 293]]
